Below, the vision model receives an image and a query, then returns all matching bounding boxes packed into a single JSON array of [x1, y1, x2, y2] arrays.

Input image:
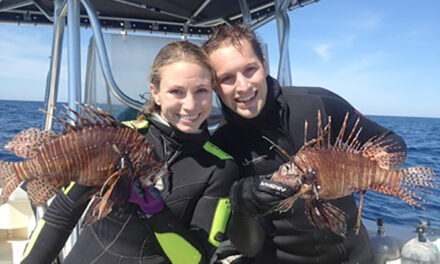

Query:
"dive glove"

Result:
[[230, 174, 296, 217], [129, 177, 164, 216]]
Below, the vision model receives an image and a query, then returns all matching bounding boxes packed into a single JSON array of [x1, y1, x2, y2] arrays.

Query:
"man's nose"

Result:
[[235, 72, 248, 92]]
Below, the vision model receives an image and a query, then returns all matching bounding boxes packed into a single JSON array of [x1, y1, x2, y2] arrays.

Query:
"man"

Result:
[[203, 25, 406, 264]]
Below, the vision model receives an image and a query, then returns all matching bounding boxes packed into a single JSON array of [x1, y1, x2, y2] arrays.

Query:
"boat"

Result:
[[0, 0, 438, 263]]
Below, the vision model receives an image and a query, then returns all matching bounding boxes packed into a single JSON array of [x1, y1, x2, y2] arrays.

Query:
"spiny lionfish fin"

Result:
[[0, 161, 21, 205], [370, 184, 424, 209], [261, 136, 292, 161], [360, 134, 407, 169], [4, 128, 59, 159], [110, 174, 132, 206], [39, 108, 76, 133], [355, 191, 366, 235], [91, 170, 123, 221], [335, 112, 350, 148], [76, 103, 104, 124], [317, 110, 323, 147], [25, 178, 62, 206], [275, 193, 301, 213], [63, 104, 94, 126], [54, 106, 84, 129], [82, 195, 104, 225], [304, 199, 347, 237], [307, 109, 331, 149], [89, 106, 120, 126]]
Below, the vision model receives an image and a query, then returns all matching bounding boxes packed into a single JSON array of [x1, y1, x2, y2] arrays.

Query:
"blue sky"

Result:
[[0, 0, 439, 118]]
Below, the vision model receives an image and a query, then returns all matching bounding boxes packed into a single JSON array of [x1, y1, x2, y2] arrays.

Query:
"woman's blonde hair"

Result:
[[139, 41, 216, 118]]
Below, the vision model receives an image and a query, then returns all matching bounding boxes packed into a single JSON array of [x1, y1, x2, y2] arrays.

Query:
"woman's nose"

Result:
[[183, 93, 197, 110]]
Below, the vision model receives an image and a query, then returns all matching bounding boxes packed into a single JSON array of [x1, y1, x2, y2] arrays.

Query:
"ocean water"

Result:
[[0, 100, 439, 231]]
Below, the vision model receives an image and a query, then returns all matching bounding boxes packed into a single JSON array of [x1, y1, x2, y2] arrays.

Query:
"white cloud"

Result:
[[314, 44, 331, 61], [350, 12, 384, 31], [336, 52, 383, 77]]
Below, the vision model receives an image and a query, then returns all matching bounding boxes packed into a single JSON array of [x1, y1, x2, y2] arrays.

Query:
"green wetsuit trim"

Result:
[[203, 141, 233, 160], [154, 232, 202, 264], [121, 120, 149, 130], [208, 198, 232, 247]]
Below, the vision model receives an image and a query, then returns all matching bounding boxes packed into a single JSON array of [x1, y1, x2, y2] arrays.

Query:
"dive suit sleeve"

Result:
[[21, 183, 95, 264]]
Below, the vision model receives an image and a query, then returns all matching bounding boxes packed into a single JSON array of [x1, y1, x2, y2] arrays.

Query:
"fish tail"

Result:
[[371, 167, 436, 209], [0, 161, 21, 204], [400, 167, 437, 189]]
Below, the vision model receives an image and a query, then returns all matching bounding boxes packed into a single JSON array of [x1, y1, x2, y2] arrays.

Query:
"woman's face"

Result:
[[151, 61, 213, 133]]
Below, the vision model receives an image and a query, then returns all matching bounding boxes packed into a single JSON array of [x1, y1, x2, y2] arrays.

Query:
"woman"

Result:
[[21, 41, 238, 264]]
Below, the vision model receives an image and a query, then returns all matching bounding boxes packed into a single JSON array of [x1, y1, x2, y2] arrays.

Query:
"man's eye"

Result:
[[221, 75, 234, 84], [196, 88, 209, 94], [244, 66, 257, 77]]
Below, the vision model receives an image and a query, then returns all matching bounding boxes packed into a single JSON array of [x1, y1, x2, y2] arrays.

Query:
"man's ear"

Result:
[[149, 83, 160, 106]]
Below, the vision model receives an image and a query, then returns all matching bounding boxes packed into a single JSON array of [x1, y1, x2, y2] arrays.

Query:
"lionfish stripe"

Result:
[[346, 117, 360, 148], [336, 112, 349, 148]]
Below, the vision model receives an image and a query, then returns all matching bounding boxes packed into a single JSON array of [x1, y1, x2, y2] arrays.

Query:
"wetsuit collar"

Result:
[[148, 115, 210, 153]]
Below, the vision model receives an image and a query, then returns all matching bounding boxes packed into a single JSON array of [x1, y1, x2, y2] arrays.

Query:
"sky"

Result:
[[0, 0, 439, 118]]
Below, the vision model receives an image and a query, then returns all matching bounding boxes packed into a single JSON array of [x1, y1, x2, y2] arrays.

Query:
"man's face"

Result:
[[209, 40, 268, 119]]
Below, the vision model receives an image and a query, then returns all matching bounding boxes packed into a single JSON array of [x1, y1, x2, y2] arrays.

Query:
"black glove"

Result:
[[210, 240, 254, 264], [230, 175, 296, 217]]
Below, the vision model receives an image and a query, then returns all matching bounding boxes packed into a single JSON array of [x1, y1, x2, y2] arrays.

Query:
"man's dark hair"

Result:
[[203, 25, 265, 64]]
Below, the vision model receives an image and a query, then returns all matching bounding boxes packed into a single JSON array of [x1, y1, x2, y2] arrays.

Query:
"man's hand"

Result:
[[230, 175, 296, 217], [129, 177, 164, 216]]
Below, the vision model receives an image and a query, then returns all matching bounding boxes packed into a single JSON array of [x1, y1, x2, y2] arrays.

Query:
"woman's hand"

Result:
[[129, 178, 165, 216]]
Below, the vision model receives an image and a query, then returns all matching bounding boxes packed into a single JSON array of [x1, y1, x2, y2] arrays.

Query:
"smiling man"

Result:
[[204, 25, 407, 264]]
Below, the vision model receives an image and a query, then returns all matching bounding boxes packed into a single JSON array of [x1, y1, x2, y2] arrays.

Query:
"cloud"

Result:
[[350, 12, 384, 31], [336, 51, 384, 77], [314, 44, 331, 61]]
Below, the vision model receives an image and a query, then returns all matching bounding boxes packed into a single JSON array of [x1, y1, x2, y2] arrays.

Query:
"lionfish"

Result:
[[270, 110, 437, 237], [0, 104, 163, 221]]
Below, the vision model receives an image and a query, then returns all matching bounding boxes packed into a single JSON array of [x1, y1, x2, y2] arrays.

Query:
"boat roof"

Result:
[[0, 0, 317, 34]]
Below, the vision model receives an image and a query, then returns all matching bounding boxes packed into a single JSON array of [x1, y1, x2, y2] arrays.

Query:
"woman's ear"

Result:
[[149, 83, 160, 106]]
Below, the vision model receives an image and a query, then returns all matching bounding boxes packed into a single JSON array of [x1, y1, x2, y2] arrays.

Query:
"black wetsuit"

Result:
[[212, 76, 406, 264], [21, 117, 238, 264]]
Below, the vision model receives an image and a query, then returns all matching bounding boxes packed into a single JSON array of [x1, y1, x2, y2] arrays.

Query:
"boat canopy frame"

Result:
[[1, 0, 319, 130]]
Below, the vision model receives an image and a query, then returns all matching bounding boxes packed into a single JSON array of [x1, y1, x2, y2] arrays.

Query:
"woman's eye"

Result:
[[169, 89, 183, 95]]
